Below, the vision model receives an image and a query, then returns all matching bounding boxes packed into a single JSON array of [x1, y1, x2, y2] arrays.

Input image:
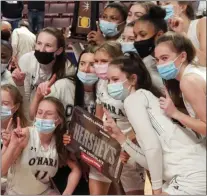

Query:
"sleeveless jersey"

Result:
[[6, 127, 58, 194]]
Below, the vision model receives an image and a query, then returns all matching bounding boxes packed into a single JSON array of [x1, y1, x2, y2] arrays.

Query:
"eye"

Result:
[[90, 62, 94, 67], [37, 110, 42, 115], [162, 56, 168, 61], [129, 38, 135, 42]]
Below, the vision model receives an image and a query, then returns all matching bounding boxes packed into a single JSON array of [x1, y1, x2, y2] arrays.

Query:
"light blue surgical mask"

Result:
[[121, 42, 137, 53], [1, 105, 12, 121], [99, 19, 122, 37], [157, 54, 183, 80], [162, 4, 174, 21], [77, 71, 98, 85], [34, 118, 56, 134], [107, 80, 130, 100]]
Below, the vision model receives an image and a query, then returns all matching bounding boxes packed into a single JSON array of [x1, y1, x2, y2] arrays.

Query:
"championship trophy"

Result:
[[69, 1, 99, 42]]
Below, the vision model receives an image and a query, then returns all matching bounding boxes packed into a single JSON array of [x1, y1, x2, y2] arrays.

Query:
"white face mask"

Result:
[[1, 63, 8, 74]]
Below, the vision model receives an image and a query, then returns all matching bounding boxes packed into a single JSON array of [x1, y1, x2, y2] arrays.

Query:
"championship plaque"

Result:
[[66, 107, 124, 185], [70, 1, 99, 41]]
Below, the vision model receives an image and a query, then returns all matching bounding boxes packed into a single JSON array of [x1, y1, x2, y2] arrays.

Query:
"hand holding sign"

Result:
[[159, 87, 178, 119], [11, 63, 26, 86], [1, 118, 13, 147], [36, 74, 56, 98], [103, 108, 126, 145], [63, 133, 71, 146]]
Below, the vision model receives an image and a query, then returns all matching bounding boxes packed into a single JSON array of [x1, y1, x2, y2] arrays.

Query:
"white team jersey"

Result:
[[84, 91, 96, 115], [18, 51, 76, 124], [96, 79, 132, 134], [182, 64, 206, 118], [48, 78, 75, 125], [6, 127, 58, 194]]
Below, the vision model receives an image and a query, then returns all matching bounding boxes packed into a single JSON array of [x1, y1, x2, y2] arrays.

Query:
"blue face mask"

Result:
[[1, 105, 12, 121], [162, 4, 174, 21], [34, 118, 56, 134], [157, 55, 183, 80], [121, 42, 137, 53], [99, 19, 122, 37], [77, 71, 98, 85], [107, 80, 130, 100]]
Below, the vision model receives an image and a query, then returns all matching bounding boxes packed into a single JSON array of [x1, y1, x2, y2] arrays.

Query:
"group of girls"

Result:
[[1, 1, 206, 195]]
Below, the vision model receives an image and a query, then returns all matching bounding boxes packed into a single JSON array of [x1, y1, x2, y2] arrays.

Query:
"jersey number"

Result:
[[35, 170, 48, 180]]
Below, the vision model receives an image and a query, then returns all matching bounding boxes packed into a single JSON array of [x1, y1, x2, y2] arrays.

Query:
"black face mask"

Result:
[[34, 50, 56, 64], [134, 34, 156, 59]]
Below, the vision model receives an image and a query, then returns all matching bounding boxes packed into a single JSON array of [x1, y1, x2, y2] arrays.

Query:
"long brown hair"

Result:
[[37, 27, 75, 80], [155, 31, 196, 111], [1, 84, 29, 127], [39, 97, 72, 166]]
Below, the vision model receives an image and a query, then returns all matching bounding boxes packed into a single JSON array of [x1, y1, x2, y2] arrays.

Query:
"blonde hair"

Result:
[[1, 84, 29, 127], [95, 41, 123, 59]]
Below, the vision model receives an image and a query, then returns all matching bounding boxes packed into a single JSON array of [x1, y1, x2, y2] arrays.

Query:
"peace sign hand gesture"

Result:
[[103, 108, 126, 145], [159, 87, 179, 119], [1, 118, 13, 147], [36, 74, 56, 98]]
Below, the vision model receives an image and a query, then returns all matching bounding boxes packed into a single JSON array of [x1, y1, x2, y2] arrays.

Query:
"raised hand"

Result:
[[36, 74, 56, 98], [11, 63, 26, 86], [10, 117, 26, 147], [159, 87, 178, 118], [87, 21, 105, 45], [1, 118, 13, 147], [168, 16, 185, 33], [103, 108, 126, 144]]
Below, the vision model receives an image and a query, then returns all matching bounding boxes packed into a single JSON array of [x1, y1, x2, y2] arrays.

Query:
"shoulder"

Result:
[[198, 17, 206, 30], [180, 74, 205, 95], [19, 51, 36, 70], [124, 89, 151, 108], [53, 78, 75, 89]]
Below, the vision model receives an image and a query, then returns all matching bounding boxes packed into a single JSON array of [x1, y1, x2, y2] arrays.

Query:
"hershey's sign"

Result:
[[66, 106, 123, 182]]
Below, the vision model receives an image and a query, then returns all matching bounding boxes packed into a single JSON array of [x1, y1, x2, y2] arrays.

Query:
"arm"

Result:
[[173, 75, 206, 135], [124, 91, 163, 192], [2, 142, 18, 176], [11, 30, 19, 58], [121, 137, 148, 169], [63, 159, 82, 195], [1, 127, 29, 176], [29, 92, 43, 120], [197, 17, 206, 65]]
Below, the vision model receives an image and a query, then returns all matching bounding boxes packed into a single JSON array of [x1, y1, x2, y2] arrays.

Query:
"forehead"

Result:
[[104, 7, 122, 17], [123, 26, 134, 35], [95, 49, 112, 60], [37, 32, 57, 44], [38, 100, 57, 112], [130, 4, 146, 13], [155, 42, 175, 56], [80, 53, 94, 61], [1, 90, 12, 100], [134, 20, 155, 33], [108, 65, 125, 76]]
